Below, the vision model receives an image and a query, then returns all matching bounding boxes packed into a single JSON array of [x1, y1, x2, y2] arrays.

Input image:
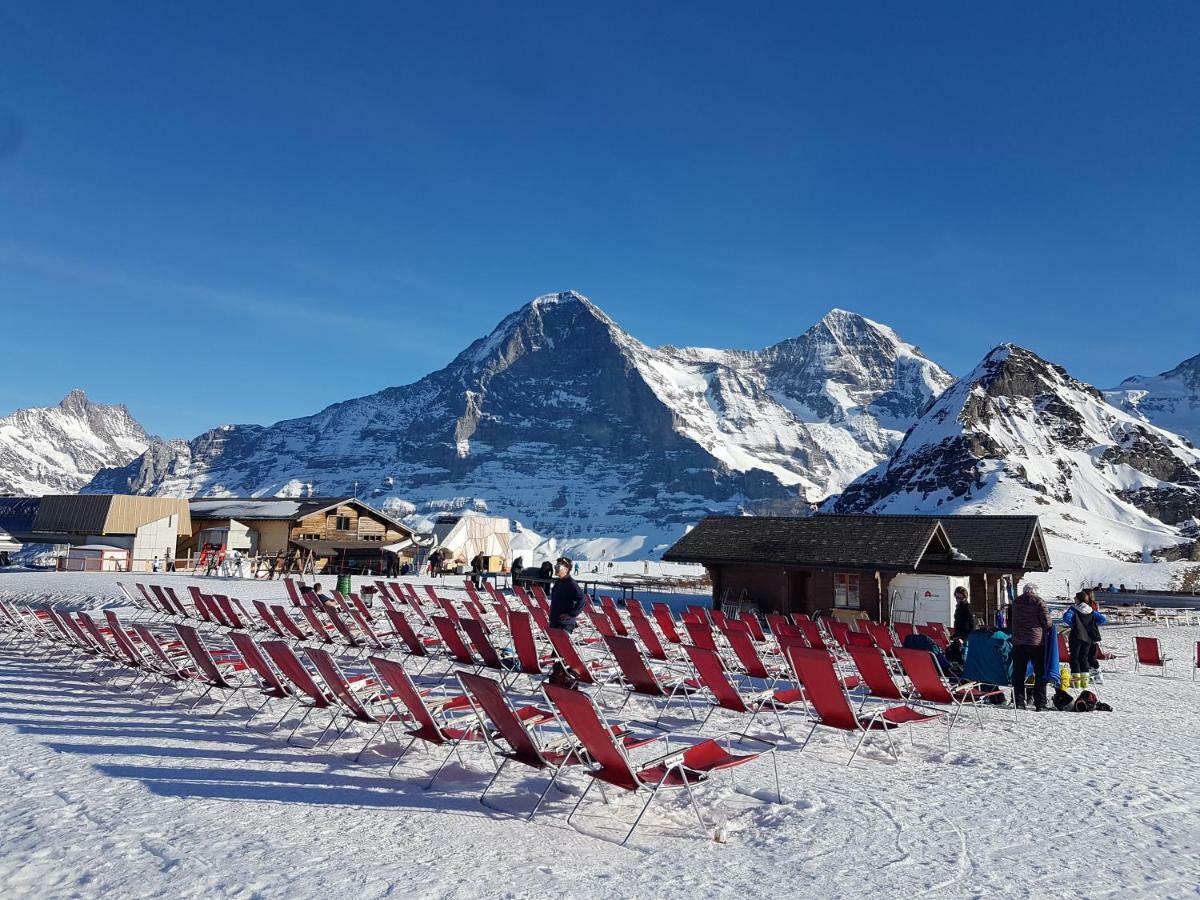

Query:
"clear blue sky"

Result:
[[2, 3, 1198, 437]]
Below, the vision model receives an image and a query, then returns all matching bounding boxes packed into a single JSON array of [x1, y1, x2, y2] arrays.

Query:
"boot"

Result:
[[1079, 672, 1089, 690], [1069, 673, 1079, 689]]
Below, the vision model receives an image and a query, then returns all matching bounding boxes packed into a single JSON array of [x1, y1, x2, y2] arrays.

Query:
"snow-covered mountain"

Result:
[[828, 344, 1200, 561], [88, 292, 951, 551], [1106, 353, 1200, 447], [0, 390, 151, 495]]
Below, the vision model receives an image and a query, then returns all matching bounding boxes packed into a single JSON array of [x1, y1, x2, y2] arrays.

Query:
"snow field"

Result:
[[0, 572, 1198, 898]]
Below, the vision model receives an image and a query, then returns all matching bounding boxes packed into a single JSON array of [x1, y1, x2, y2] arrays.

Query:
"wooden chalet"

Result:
[[185, 496, 415, 574], [662, 513, 1050, 623]]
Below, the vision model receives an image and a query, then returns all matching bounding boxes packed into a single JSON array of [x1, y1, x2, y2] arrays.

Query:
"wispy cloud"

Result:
[[0, 239, 376, 330]]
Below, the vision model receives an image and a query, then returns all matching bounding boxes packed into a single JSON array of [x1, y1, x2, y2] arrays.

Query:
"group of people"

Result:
[[952, 583, 1107, 711]]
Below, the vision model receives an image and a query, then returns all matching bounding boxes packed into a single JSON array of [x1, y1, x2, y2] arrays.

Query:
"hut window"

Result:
[[334, 515, 352, 531], [833, 573, 860, 608]]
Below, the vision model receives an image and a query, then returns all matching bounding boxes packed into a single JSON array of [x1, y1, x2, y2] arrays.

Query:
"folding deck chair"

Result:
[[369, 655, 541, 789], [260, 640, 343, 746], [684, 645, 805, 734], [603, 634, 700, 724], [787, 646, 941, 764], [543, 682, 779, 845], [894, 647, 1006, 737], [306, 646, 406, 760], [1133, 636, 1171, 676], [457, 671, 656, 820]]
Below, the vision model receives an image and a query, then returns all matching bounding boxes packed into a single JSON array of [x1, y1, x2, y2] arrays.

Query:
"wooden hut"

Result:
[[662, 513, 1050, 624]]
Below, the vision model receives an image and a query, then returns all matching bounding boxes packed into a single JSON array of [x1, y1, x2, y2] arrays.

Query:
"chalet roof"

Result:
[[32, 495, 192, 537], [662, 514, 951, 571], [0, 497, 41, 543], [190, 496, 413, 536], [662, 513, 1049, 572]]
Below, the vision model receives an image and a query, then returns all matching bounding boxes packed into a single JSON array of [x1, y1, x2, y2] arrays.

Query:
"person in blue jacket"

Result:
[[1062, 591, 1107, 688]]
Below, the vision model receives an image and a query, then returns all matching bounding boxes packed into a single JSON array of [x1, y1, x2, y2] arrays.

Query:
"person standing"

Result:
[[470, 552, 484, 589], [1010, 583, 1053, 710], [164, 548, 175, 572], [548, 556, 585, 632], [952, 586, 974, 641], [1062, 592, 1107, 689]]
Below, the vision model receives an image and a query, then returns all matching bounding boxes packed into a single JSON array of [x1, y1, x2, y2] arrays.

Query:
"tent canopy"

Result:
[[431, 515, 512, 565]]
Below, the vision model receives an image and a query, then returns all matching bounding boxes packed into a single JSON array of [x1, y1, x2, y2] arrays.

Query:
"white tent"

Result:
[[431, 515, 512, 566]]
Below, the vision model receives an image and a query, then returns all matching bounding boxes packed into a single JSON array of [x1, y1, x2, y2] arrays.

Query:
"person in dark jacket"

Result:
[[952, 586, 975, 641], [1063, 592, 1107, 688], [548, 556, 585, 632], [1010, 583, 1053, 710], [470, 553, 484, 589]]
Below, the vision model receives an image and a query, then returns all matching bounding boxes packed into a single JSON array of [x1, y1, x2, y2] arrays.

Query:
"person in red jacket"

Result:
[[1010, 583, 1053, 710]]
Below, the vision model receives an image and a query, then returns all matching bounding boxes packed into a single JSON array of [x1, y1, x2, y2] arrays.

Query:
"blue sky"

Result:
[[2, 3, 1198, 437]]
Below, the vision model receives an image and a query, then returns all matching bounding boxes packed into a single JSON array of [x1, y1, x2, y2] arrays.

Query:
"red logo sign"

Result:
[[924, 591, 933, 597]]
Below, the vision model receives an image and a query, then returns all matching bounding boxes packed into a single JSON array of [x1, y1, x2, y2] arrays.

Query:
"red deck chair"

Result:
[[213, 595, 250, 630], [162, 587, 191, 619], [306, 646, 404, 760], [298, 605, 338, 647], [49, 609, 108, 670], [102, 611, 155, 686], [463, 579, 485, 608], [916, 624, 949, 651], [685, 644, 804, 734], [531, 585, 550, 612], [458, 671, 654, 820], [626, 598, 647, 620], [846, 631, 876, 649], [1057, 631, 1071, 664], [461, 616, 512, 676], [434, 597, 464, 627], [460, 596, 494, 635], [252, 600, 287, 638], [228, 631, 297, 728], [765, 613, 790, 638], [484, 580, 506, 604], [431, 615, 477, 668], [796, 618, 829, 651], [174, 623, 256, 714], [603, 634, 700, 724], [509, 610, 551, 681], [323, 603, 367, 652], [368, 655, 527, 789], [739, 612, 767, 643], [894, 622, 916, 645], [599, 596, 630, 637], [492, 602, 512, 630], [384, 608, 438, 667], [584, 606, 617, 638], [1193, 641, 1200, 681], [631, 614, 678, 663], [260, 640, 344, 745], [846, 644, 914, 715], [824, 618, 852, 649], [894, 647, 1006, 735], [340, 602, 392, 653], [130, 623, 206, 699], [1133, 636, 1170, 676], [651, 603, 683, 645], [724, 622, 787, 685], [270, 604, 314, 643], [346, 592, 374, 623], [187, 587, 216, 626], [284, 577, 304, 606], [145, 584, 175, 619], [424, 585, 443, 606], [787, 646, 941, 764], [683, 616, 721, 655], [544, 682, 778, 845], [547, 627, 606, 686], [512, 585, 537, 614], [208, 596, 238, 629], [862, 621, 899, 656]]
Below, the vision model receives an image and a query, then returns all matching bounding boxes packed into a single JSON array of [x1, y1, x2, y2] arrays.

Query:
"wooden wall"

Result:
[[287, 505, 406, 544]]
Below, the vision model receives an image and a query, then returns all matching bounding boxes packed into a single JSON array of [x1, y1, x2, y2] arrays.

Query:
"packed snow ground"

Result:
[[1, 572, 1198, 899]]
